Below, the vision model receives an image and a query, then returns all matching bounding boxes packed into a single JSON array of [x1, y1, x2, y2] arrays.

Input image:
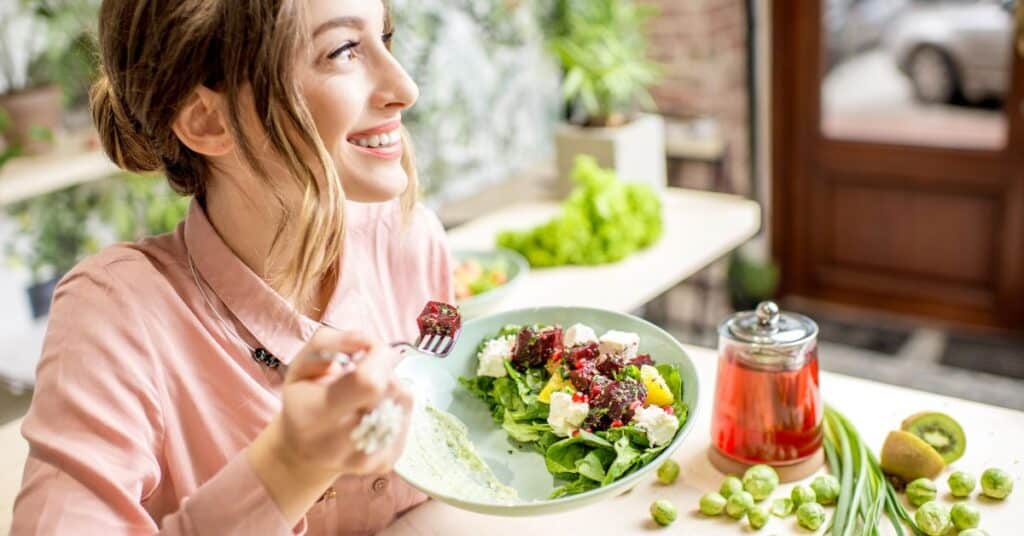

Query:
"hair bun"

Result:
[[90, 75, 162, 173]]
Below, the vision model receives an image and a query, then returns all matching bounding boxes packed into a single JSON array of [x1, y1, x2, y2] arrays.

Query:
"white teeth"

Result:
[[350, 130, 400, 149]]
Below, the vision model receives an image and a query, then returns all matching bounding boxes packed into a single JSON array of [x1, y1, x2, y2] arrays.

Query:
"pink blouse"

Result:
[[12, 199, 453, 535]]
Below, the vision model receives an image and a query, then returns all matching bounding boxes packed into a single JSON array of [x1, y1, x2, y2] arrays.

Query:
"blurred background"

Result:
[[0, 0, 1022, 432]]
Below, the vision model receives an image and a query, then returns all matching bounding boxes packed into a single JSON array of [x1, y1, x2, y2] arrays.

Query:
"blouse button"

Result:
[[371, 477, 389, 493]]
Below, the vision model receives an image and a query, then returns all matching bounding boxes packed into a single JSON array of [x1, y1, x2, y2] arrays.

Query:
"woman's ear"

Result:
[[172, 86, 233, 157]]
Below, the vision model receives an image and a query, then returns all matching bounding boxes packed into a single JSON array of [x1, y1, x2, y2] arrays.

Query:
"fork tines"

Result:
[[416, 332, 457, 357]]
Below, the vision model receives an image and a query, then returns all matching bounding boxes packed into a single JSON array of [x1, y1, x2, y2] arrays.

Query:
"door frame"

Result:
[[770, 1, 1024, 329]]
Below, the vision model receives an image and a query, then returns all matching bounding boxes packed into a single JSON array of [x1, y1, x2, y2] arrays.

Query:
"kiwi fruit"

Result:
[[901, 411, 966, 464], [880, 430, 946, 483]]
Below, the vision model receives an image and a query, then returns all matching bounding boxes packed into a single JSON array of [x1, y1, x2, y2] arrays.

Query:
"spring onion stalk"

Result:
[[823, 406, 925, 536]]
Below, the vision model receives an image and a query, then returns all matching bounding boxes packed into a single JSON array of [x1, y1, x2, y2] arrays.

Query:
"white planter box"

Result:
[[553, 113, 667, 195]]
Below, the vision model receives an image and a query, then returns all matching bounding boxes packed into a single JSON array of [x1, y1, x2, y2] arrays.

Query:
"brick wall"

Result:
[[640, 0, 751, 196], [637, 0, 753, 344]]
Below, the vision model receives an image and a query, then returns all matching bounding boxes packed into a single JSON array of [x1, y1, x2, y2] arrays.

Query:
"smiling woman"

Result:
[[11, 0, 455, 535]]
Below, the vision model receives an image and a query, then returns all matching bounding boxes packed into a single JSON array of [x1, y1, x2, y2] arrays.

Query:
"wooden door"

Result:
[[772, 0, 1024, 330]]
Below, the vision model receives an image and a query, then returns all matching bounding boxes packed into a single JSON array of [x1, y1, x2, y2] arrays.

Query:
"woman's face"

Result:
[[300, 0, 419, 203]]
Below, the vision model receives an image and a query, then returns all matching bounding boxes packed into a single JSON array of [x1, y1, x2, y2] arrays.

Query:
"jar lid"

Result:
[[721, 301, 818, 346]]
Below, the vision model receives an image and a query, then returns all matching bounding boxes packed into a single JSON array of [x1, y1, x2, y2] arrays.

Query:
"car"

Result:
[[826, 0, 910, 70], [886, 0, 1015, 104]]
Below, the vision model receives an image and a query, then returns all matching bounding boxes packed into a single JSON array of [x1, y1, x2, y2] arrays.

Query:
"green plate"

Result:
[[453, 248, 529, 319], [394, 306, 700, 516]]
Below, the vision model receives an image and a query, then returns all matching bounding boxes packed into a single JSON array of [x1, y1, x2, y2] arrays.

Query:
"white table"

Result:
[[383, 345, 1024, 536], [446, 188, 762, 313]]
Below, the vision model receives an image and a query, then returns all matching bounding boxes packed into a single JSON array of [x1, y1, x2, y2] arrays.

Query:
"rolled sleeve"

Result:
[[165, 453, 304, 536]]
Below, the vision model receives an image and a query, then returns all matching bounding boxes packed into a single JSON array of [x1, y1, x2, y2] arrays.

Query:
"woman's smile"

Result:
[[346, 119, 404, 159]]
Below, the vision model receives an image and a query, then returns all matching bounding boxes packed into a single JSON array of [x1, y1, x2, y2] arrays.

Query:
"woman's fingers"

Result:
[[286, 328, 373, 383], [326, 342, 403, 409]]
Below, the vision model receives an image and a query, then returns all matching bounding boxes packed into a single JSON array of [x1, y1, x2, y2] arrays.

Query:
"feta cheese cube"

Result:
[[547, 391, 589, 437], [564, 323, 598, 348], [599, 330, 640, 359], [631, 405, 679, 447], [477, 335, 514, 378]]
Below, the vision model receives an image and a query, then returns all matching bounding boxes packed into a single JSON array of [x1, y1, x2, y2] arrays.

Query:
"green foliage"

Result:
[[727, 251, 779, 307], [497, 155, 663, 267], [542, 0, 661, 125], [1, 0, 100, 99], [4, 183, 103, 282], [4, 173, 188, 283], [100, 173, 190, 242]]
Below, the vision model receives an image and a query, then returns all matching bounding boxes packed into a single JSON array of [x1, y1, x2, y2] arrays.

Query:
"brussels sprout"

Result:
[[906, 478, 937, 507], [950, 502, 980, 531], [915, 501, 951, 536], [790, 484, 817, 507], [980, 467, 1013, 499], [726, 491, 755, 519], [656, 460, 679, 485], [811, 474, 840, 505], [796, 502, 826, 531], [957, 529, 990, 536], [747, 505, 769, 530], [948, 471, 976, 498], [742, 464, 780, 501], [650, 499, 678, 526], [770, 497, 794, 517], [720, 475, 744, 499], [699, 492, 727, 516]]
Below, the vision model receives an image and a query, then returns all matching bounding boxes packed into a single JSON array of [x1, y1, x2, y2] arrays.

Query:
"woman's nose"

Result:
[[371, 52, 419, 112]]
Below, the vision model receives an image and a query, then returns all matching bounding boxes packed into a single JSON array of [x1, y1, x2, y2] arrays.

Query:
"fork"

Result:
[[392, 329, 460, 358]]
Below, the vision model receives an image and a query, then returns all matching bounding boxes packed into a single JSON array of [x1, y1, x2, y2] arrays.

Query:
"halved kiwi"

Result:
[[880, 430, 946, 484], [901, 411, 966, 464]]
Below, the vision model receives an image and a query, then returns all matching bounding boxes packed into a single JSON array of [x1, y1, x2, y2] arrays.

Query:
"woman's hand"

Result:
[[246, 328, 413, 524]]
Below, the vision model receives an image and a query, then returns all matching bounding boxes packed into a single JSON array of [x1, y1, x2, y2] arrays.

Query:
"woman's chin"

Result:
[[340, 172, 409, 203]]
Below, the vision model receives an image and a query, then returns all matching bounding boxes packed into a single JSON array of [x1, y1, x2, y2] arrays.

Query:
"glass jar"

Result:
[[711, 301, 823, 466]]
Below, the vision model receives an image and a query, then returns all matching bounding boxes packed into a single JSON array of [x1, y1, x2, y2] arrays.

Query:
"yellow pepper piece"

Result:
[[641, 365, 674, 407], [539, 372, 571, 404]]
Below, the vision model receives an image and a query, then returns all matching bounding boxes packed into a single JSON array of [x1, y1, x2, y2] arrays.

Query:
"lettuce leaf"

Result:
[[502, 411, 552, 443], [550, 475, 601, 499]]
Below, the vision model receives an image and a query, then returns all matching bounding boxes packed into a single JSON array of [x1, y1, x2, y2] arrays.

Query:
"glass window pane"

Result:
[[821, 0, 1014, 150]]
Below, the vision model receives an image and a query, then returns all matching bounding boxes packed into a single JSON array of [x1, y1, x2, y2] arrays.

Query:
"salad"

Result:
[[454, 257, 509, 301], [460, 322, 688, 498]]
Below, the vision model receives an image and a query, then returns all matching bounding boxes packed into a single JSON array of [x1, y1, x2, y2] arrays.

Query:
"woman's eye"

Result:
[[328, 41, 359, 62]]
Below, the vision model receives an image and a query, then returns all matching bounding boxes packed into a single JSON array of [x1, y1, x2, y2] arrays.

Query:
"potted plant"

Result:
[[4, 183, 103, 318], [727, 250, 780, 313], [0, 0, 99, 155], [543, 0, 665, 195]]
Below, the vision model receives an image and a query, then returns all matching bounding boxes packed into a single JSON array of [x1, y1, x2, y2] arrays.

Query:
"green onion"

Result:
[[823, 406, 926, 536]]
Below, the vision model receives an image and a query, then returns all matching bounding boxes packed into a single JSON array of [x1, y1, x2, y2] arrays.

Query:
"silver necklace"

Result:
[[187, 250, 284, 370]]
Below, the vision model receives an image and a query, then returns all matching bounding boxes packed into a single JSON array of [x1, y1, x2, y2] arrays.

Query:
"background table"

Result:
[[383, 345, 1024, 535], [445, 188, 761, 314]]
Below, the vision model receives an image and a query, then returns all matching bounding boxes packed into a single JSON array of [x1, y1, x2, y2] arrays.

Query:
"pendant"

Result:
[[252, 347, 283, 369]]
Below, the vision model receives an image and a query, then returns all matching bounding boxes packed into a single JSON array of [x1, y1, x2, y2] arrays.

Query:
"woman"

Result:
[[12, 0, 451, 534]]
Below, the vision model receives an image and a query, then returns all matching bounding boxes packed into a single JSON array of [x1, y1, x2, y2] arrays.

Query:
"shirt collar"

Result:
[[183, 200, 319, 364]]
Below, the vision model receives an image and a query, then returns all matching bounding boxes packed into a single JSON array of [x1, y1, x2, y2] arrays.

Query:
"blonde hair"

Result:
[[90, 0, 417, 309]]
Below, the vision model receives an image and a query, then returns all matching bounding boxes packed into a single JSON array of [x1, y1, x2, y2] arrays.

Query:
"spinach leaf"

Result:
[[602, 436, 642, 485], [501, 411, 552, 442], [549, 475, 600, 499]]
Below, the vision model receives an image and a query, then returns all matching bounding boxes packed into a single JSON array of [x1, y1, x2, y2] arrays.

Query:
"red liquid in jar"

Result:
[[711, 343, 823, 465]]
